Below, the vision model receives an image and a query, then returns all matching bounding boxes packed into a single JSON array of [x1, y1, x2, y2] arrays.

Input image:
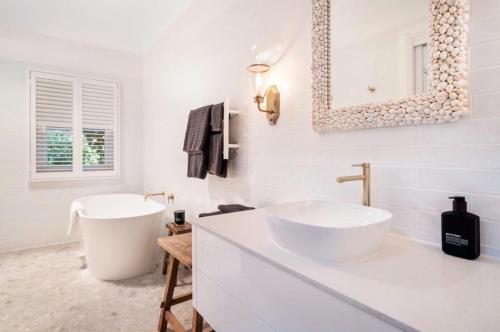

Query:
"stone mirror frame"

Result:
[[311, 0, 470, 132]]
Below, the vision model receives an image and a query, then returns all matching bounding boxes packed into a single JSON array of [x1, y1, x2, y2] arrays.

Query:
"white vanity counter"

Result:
[[193, 209, 500, 332]]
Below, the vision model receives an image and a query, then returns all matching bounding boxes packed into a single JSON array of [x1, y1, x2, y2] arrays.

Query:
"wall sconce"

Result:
[[247, 64, 280, 125]]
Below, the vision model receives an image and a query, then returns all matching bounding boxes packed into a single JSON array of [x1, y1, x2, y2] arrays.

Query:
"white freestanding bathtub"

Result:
[[74, 194, 165, 280]]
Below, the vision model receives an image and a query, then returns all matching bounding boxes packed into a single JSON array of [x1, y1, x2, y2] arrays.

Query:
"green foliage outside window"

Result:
[[46, 128, 72, 166], [46, 128, 105, 166], [83, 131, 105, 166]]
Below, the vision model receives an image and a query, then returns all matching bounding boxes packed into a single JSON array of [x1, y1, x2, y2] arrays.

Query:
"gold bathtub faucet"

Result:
[[144, 191, 175, 203], [336, 163, 371, 207]]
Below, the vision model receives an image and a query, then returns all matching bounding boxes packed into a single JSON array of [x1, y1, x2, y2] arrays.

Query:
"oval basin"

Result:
[[264, 201, 392, 262]]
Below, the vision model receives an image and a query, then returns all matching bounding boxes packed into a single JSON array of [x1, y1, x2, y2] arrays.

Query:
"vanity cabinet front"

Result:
[[192, 226, 404, 332]]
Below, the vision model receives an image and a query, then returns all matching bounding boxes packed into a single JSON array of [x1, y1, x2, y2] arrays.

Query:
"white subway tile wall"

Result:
[[143, 0, 500, 257]]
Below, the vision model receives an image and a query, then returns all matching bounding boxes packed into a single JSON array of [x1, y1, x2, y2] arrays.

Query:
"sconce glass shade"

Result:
[[247, 64, 271, 97]]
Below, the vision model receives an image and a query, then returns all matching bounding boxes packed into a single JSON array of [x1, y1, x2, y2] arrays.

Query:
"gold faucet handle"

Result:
[[166, 193, 175, 204], [352, 163, 369, 167]]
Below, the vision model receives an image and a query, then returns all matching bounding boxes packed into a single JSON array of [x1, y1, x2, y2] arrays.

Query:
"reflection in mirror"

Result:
[[331, 0, 428, 109]]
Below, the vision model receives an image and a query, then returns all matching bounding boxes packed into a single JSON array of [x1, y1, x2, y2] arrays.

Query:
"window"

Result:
[[408, 32, 429, 95], [30, 70, 119, 180], [413, 42, 429, 95]]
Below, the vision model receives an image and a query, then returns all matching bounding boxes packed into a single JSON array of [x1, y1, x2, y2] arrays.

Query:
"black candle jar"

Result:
[[174, 210, 185, 225]]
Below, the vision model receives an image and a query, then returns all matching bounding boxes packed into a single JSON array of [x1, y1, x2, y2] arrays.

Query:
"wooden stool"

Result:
[[162, 222, 192, 275], [157, 233, 213, 332]]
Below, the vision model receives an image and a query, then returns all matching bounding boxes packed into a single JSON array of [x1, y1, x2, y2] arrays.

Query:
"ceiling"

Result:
[[0, 0, 191, 54]]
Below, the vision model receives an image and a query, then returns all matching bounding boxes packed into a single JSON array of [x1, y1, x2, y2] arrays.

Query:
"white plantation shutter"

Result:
[[81, 80, 118, 174], [31, 72, 76, 178], [30, 70, 119, 180]]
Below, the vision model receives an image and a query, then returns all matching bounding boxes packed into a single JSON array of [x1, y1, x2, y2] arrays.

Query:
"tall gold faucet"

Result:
[[336, 163, 371, 206]]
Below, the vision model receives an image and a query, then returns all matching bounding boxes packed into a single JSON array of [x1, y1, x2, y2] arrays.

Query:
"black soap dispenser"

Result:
[[441, 196, 480, 260]]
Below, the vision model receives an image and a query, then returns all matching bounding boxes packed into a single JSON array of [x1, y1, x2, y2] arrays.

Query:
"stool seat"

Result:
[[161, 222, 192, 275], [157, 233, 192, 270], [166, 222, 192, 235]]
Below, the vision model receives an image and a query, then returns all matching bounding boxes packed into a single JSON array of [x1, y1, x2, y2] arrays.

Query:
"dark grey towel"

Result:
[[211, 102, 224, 133], [198, 211, 225, 218], [199, 204, 255, 218], [183, 105, 212, 153], [208, 133, 225, 177], [183, 105, 212, 179], [187, 152, 207, 179], [217, 204, 255, 213], [208, 103, 226, 178]]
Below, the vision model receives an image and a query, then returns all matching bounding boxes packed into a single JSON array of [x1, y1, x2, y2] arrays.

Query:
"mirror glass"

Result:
[[331, 0, 428, 109]]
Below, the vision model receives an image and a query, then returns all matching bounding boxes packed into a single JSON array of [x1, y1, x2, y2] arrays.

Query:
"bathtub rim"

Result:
[[75, 193, 166, 220]]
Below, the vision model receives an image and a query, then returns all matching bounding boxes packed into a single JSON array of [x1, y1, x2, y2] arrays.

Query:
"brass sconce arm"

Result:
[[254, 96, 274, 114], [252, 85, 280, 125]]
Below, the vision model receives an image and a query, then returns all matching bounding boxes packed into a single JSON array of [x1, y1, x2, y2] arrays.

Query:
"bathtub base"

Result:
[[82, 214, 162, 280], [75, 194, 165, 281]]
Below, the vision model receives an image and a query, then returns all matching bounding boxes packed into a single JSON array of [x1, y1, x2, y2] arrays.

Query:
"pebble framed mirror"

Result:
[[311, 0, 470, 132]]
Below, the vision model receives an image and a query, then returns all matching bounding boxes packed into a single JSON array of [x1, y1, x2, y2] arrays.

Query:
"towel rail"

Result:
[[223, 98, 240, 159]]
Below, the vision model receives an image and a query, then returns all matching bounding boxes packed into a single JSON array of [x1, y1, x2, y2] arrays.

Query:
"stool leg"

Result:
[[192, 309, 204, 332], [162, 230, 174, 275], [158, 256, 179, 332], [161, 251, 169, 275]]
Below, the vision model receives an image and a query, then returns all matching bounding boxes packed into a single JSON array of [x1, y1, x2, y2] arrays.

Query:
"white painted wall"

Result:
[[0, 29, 144, 252], [333, 27, 409, 107], [331, 0, 427, 107], [143, 0, 500, 257]]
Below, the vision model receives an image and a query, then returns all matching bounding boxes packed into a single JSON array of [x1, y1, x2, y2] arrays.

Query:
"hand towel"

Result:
[[199, 204, 255, 218], [68, 201, 85, 236], [208, 133, 225, 177], [210, 102, 224, 133], [208, 102, 228, 178], [183, 105, 212, 153], [198, 211, 225, 218], [187, 152, 208, 179], [183, 105, 212, 179], [217, 204, 255, 213]]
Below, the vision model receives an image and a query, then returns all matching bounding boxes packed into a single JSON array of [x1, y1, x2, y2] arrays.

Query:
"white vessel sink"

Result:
[[264, 201, 392, 262]]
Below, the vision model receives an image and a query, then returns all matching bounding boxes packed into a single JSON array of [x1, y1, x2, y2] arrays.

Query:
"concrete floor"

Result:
[[0, 243, 193, 332]]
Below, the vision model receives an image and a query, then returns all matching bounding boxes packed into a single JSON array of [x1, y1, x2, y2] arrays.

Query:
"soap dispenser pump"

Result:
[[441, 196, 480, 260]]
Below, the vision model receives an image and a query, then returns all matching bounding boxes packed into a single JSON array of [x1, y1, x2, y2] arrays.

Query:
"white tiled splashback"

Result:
[[143, 0, 500, 257]]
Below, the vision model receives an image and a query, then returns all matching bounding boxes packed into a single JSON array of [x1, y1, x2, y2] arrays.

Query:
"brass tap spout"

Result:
[[144, 191, 164, 201], [336, 163, 371, 206], [144, 191, 175, 203]]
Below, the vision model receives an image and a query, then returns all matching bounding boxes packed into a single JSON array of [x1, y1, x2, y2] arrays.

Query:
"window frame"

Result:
[[28, 69, 120, 182], [408, 33, 429, 96]]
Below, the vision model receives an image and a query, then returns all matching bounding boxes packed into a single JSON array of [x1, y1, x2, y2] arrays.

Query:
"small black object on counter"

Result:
[[442, 196, 480, 260]]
